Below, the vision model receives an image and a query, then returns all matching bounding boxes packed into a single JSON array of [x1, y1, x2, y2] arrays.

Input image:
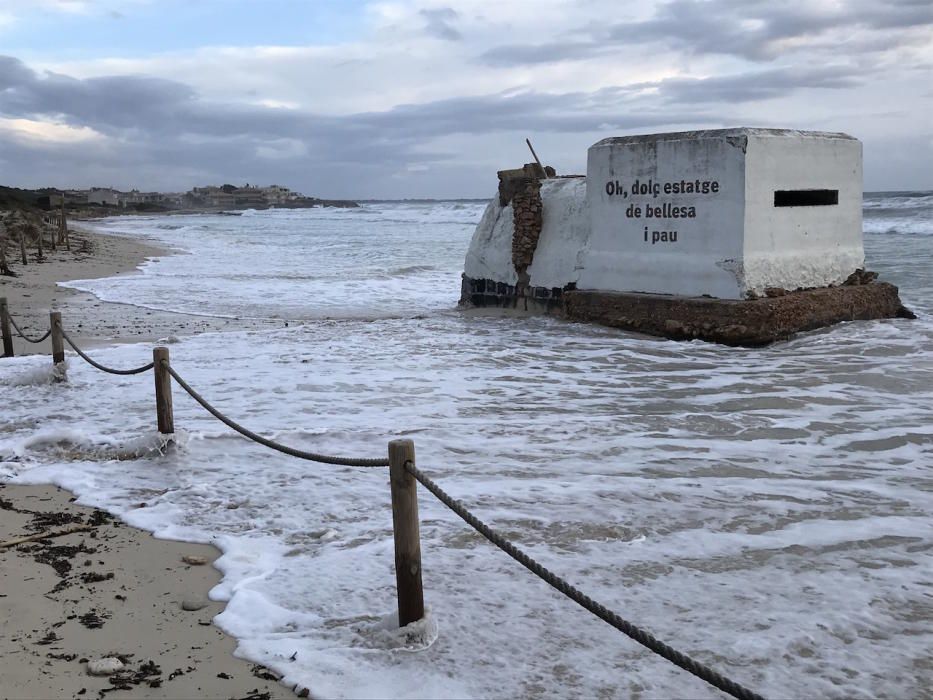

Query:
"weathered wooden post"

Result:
[[49, 311, 65, 381], [153, 346, 174, 435], [0, 240, 11, 276], [0, 298, 13, 357], [19, 228, 27, 265], [61, 201, 70, 250], [388, 438, 424, 627]]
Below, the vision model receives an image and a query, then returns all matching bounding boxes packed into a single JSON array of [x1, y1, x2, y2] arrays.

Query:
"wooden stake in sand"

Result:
[[0, 241, 12, 276], [388, 438, 425, 627], [61, 200, 70, 251], [19, 227, 27, 266], [50, 311, 65, 375], [0, 524, 95, 549], [1, 297, 14, 357], [0, 297, 13, 357], [153, 346, 175, 435]]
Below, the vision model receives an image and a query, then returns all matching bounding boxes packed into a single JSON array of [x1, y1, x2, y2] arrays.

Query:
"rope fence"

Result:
[[8, 315, 51, 344], [61, 327, 155, 375], [163, 362, 390, 468], [0, 298, 768, 700]]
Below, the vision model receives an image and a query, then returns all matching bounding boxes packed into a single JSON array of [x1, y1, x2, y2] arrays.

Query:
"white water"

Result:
[[2, 194, 931, 699]]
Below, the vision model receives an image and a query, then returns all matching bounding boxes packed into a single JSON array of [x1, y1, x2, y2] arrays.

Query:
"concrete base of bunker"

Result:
[[461, 275, 914, 347]]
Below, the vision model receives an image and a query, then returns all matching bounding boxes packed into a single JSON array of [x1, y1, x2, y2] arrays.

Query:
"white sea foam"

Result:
[[2, 200, 931, 698]]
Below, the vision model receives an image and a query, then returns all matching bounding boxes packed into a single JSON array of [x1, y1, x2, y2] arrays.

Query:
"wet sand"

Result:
[[1, 225, 300, 699], [0, 483, 299, 700], [0, 226, 284, 357]]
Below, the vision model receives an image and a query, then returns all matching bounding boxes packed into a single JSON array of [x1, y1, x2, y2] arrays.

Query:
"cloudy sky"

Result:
[[0, 0, 931, 198]]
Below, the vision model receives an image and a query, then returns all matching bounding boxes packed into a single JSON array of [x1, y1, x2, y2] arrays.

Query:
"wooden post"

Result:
[[0, 240, 11, 276], [49, 311, 65, 381], [153, 346, 174, 435], [61, 201, 70, 250], [36, 222, 43, 261], [49, 310, 64, 358], [388, 438, 424, 627], [0, 298, 13, 358], [19, 228, 27, 265]]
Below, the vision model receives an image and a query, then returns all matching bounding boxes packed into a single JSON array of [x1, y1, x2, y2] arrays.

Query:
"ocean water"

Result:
[[1, 192, 931, 699]]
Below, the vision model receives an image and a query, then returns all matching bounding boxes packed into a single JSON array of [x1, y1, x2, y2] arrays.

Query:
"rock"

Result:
[[181, 598, 208, 611], [181, 555, 207, 566], [87, 658, 124, 676], [764, 287, 788, 298], [844, 268, 879, 286]]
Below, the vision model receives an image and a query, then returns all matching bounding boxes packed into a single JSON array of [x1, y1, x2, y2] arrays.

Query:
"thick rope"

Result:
[[25, 314, 768, 696], [59, 328, 155, 375], [406, 461, 766, 700], [9, 316, 51, 344], [163, 361, 390, 467]]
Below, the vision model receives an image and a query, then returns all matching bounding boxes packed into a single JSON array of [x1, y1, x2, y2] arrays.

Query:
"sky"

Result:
[[0, 0, 931, 198]]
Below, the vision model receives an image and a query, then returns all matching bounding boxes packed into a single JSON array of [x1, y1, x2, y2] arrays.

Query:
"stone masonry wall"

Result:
[[510, 179, 543, 277]]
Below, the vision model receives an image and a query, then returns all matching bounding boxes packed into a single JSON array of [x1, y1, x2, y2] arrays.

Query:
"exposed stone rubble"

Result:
[[496, 162, 555, 296], [510, 179, 543, 277], [563, 281, 915, 346]]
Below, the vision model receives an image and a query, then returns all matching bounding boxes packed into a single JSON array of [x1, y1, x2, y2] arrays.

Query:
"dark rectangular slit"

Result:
[[774, 189, 839, 207]]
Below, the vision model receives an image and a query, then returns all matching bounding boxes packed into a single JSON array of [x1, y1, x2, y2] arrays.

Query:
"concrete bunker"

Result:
[[460, 128, 913, 346]]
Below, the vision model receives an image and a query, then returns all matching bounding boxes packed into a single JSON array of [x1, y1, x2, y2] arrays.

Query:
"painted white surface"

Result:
[[463, 128, 864, 300], [580, 131, 746, 298], [742, 132, 864, 294], [527, 178, 589, 289], [463, 197, 518, 285]]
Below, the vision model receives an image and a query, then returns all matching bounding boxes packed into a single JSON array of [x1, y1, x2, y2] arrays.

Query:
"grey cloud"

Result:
[[0, 56, 724, 196], [420, 8, 462, 41], [1, 59, 196, 130], [0, 56, 711, 145], [0, 55, 37, 90], [648, 65, 866, 104], [479, 0, 933, 65], [479, 41, 604, 66]]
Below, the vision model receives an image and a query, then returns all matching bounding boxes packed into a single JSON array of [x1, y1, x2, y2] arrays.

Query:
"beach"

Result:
[[2, 201, 931, 699], [1, 483, 296, 700], [1, 227, 297, 699], [1, 226, 282, 357]]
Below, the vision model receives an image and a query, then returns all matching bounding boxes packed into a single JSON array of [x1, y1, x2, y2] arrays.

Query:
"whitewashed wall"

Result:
[[580, 131, 747, 298], [464, 197, 518, 285], [464, 178, 588, 289], [527, 178, 589, 288], [462, 129, 865, 301], [742, 132, 864, 294]]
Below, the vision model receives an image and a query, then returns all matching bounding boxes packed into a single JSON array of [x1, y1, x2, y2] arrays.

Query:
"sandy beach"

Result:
[[1, 483, 297, 700], [1, 226, 283, 357], [1, 225, 299, 699]]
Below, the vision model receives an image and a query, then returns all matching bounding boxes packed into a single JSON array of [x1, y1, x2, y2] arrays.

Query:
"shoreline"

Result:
[[1, 224, 299, 699], [0, 482, 295, 700], [1, 225, 284, 356]]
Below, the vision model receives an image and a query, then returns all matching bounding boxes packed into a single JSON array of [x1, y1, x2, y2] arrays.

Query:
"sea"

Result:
[[1, 191, 931, 699]]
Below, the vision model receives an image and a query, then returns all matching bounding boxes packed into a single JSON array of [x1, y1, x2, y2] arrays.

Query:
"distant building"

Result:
[[87, 188, 120, 206], [184, 183, 304, 208], [210, 192, 237, 208], [36, 193, 64, 210], [64, 190, 88, 205], [234, 189, 266, 208]]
